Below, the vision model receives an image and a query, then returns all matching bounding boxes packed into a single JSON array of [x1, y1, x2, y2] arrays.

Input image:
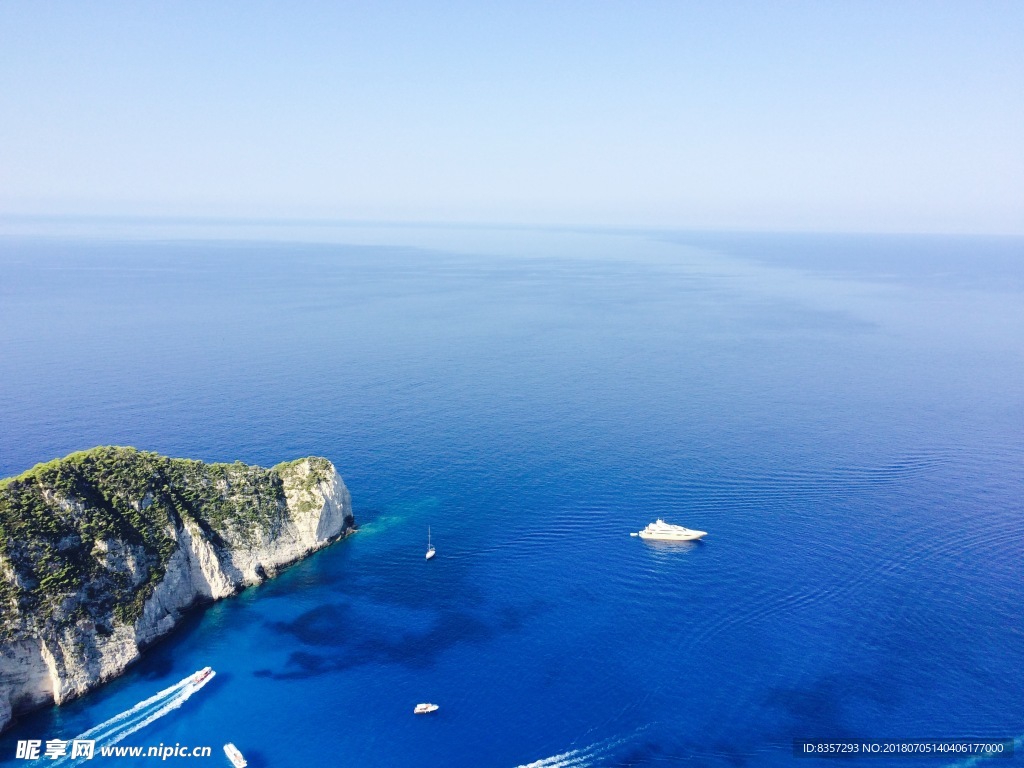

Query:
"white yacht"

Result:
[[631, 519, 707, 541], [425, 526, 435, 560], [223, 743, 247, 768], [414, 702, 439, 714]]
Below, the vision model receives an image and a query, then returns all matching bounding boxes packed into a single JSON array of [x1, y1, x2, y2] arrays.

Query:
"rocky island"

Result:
[[0, 446, 353, 733]]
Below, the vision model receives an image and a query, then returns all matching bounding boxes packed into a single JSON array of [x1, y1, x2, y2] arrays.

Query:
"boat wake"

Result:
[[515, 745, 596, 768], [514, 728, 648, 768], [47, 669, 215, 765]]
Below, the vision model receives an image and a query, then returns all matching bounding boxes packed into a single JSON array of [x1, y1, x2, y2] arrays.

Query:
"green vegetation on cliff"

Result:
[[0, 447, 331, 639]]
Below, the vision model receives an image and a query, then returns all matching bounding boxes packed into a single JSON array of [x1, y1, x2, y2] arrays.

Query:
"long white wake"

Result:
[[48, 670, 215, 765], [514, 727, 649, 768], [517, 745, 595, 768]]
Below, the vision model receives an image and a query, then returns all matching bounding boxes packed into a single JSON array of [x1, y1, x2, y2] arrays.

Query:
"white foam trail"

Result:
[[48, 671, 214, 765], [515, 735, 621, 768], [94, 685, 195, 748], [514, 725, 652, 768], [516, 748, 584, 768], [61, 676, 193, 744], [516, 748, 592, 768]]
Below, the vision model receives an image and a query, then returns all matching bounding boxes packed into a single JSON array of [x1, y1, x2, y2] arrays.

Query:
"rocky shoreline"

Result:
[[0, 447, 354, 733]]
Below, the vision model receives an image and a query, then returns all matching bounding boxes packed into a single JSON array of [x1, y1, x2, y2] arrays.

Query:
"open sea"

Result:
[[0, 223, 1022, 767]]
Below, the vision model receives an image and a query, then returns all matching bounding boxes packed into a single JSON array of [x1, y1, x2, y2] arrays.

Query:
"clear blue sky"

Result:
[[1, 2, 1022, 233]]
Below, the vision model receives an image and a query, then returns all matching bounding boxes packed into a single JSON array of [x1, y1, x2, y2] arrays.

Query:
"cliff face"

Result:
[[0, 447, 353, 733]]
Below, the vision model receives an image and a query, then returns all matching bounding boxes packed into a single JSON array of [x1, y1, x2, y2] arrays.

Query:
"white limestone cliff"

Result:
[[0, 458, 352, 733]]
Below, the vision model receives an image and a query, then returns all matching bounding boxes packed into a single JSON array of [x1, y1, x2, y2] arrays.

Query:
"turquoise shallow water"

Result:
[[0, 226, 1022, 766]]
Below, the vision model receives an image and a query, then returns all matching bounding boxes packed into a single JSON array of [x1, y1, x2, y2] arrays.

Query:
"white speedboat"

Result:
[[425, 526, 436, 560], [631, 519, 707, 541], [414, 702, 439, 714], [224, 743, 247, 768], [191, 667, 215, 686]]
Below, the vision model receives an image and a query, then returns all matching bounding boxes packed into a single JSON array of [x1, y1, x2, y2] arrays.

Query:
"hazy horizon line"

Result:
[[1, 212, 1021, 240]]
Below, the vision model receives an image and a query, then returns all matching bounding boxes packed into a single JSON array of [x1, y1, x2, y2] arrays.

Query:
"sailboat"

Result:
[[425, 526, 436, 560]]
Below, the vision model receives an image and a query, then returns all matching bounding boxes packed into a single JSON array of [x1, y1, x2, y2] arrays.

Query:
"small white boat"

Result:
[[632, 519, 707, 541], [223, 743, 247, 768], [191, 667, 215, 687], [414, 702, 439, 714], [425, 526, 436, 560]]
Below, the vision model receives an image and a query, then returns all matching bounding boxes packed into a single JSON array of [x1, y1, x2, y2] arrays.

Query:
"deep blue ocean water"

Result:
[[0, 225, 1022, 767]]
